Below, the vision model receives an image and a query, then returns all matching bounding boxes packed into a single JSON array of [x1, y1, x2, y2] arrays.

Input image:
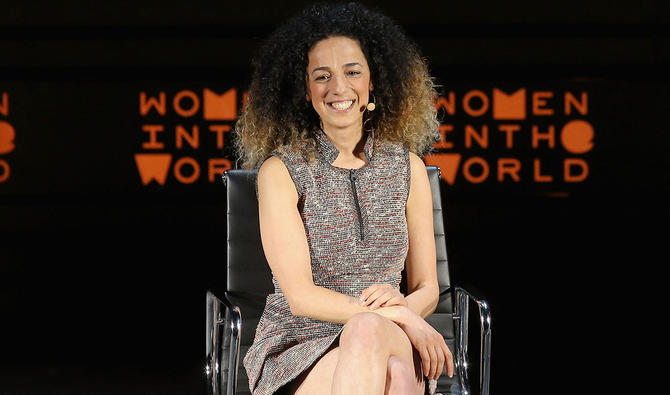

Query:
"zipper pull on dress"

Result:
[[349, 169, 364, 241]]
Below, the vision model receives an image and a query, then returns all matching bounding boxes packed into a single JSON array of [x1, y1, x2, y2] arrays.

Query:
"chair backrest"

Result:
[[223, 165, 450, 297], [224, 169, 273, 297]]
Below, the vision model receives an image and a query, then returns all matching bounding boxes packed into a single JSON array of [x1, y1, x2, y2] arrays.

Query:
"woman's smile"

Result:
[[328, 99, 355, 111]]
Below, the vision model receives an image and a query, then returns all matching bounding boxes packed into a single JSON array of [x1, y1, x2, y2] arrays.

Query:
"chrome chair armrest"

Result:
[[454, 284, 492, 395], [206, 288, 242, 395]]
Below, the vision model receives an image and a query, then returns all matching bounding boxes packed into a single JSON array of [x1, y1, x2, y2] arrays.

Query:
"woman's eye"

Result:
[[347, 70, 361, 77], [315, 74, 330, 82]]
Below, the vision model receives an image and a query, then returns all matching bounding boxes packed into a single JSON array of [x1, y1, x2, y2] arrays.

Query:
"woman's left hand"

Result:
[[396, 307, 454, 380], [359, 283, 408, 310]]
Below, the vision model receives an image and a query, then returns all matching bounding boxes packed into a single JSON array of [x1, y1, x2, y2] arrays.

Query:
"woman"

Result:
[[235, 3, 453, 395]]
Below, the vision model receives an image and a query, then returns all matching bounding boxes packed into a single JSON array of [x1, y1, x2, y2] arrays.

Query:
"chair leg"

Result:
[[454, 285, 492, 395], [207, 289, 243, 395], [206, 290, 223, 395]]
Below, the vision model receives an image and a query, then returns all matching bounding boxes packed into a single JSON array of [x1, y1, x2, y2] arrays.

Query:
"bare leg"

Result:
[[386, 355, 425, 395], [289, 312, 424, 395], [290, 346, 340, 395]]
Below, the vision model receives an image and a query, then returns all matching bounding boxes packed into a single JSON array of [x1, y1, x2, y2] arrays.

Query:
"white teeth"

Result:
[[330, 100, 353, 110]]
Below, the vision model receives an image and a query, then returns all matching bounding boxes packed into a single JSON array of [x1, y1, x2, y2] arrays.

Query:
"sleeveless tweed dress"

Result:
[[243, 130, 412, 395]]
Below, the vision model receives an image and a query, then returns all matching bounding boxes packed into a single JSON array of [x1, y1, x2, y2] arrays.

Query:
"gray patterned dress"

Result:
[[243, 130, 412, 395]]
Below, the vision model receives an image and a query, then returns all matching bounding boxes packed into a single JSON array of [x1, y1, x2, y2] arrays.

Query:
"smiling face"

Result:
[[306, 36, 372, 134]]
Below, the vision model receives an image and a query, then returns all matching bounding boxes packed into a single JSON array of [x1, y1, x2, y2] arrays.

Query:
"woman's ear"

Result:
[[369, 81, 374, 91]]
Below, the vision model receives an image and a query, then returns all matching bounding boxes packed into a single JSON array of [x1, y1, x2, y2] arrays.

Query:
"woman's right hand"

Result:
[[359, 283, 408, 310], [395, 306, 454, 381]]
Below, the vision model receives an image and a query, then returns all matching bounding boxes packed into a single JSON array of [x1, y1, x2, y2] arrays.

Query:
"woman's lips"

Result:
[[328, 100, 354, 111]]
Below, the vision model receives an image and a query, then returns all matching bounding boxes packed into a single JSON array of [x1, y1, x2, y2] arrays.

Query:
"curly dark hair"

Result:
[[235, 2, 439, 168]]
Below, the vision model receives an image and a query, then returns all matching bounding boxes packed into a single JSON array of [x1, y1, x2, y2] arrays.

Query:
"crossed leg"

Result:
[[289, 312, 425, 395]]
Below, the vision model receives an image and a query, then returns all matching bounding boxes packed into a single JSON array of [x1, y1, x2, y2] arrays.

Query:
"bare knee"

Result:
[[387, 356, 413, 381], [386, 356, 422, 395], [340, 312, 388, 351]]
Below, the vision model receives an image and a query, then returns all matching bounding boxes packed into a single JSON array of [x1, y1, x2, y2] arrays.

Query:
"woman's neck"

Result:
[[323, 126, 368, 169]]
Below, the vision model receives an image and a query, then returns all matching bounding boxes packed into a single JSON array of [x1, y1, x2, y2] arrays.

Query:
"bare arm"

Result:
[[404, 152, 440, 317]]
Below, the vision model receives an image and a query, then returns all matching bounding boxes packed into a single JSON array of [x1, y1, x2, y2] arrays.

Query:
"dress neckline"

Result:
[[314, 129, 374, 169]]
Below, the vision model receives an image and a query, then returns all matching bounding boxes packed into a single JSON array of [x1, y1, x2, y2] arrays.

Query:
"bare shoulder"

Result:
[[408, 152, 429, 183], [408, 152, 427, 173], [258, 156, 289, 184], [407, 152, 431, 206], [258, 156, 297, 201]]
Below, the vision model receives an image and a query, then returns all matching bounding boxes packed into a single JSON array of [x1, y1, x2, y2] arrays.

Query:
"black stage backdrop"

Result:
[[1, 1, 668, 394]]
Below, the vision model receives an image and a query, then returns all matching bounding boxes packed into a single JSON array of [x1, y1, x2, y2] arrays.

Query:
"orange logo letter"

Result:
[[498, 158, 521, 182], [424, 153, 461, 185], [560, 120, 594, 154], [434, 92, 456, 116], [141, 125, 165, 149], [498, 124, 521, 148], [463, 90, 489, 117], [174, 157, 200, 184], [462, 157, 489, 184], [0, 160, 9, 182], [532, 125, 555, 149], [465, 125, 488, 149], [135, 154, 172, 185], [534, 158, 553, 182], [210, 125, 231, 149], [209, 158, 233, 182], [434, 125, 454, 149], [493, 88, 526, 120], [139, 92, 166, 116], [176, 125, 199, 149], [0, 121, 16, 154], [532, 91, 554, 116], [564, 159, 588, 182], [173, 90, 200, 117], [203, 88, 237, 120], [565, 92, 588, 115], [0, 92, 8, 116]]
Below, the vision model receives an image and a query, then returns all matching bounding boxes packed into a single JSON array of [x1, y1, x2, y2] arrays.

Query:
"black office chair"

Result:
[[206, 166, 491, 395]]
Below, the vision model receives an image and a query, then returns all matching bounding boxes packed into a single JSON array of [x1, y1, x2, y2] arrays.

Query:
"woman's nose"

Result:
[[331, 75, 349, 94]]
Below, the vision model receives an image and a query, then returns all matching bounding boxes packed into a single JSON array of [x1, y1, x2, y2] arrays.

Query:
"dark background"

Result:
[[1, 1, 668, 394]]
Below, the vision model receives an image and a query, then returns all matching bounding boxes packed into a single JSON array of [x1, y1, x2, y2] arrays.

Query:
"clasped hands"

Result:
[[358, 283, 454, 380], [359, 283, 408, 310]]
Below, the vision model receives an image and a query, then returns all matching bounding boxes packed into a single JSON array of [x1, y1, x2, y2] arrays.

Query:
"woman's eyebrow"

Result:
[[311, 62, 363, 74], [310, 66, 331, 74]]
